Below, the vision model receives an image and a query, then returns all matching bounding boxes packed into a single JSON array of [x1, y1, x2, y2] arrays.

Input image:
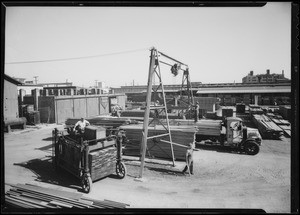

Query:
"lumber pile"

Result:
[[120, 110, 181, 120], [195, 120, 222, 136], [251, 114, 283, 139], [121, 110, 152, 118], [89, 146, 117, 181], [278, 125, 291, 137], [266, 113, 291, 137], [249, 105, 264, 115], [65, 116, 131, 128], [5, 183, 129, 209], [204, 111, 219, 119], [120, 124, 197, 161]]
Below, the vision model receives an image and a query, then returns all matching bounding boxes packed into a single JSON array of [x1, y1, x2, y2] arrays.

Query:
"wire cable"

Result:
[[5, 47, 150, 65]]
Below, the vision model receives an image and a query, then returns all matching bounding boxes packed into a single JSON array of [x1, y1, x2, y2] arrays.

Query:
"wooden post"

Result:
[[54, 128, 58, 167], [139, 48, 156, 179], [84, 141, 90, 175], [19, 89, 26, 105], [32, 89, 40, 111]]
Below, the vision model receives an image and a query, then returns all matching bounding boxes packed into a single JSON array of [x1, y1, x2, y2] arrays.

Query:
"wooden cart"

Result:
[[52, 126, 127, 193]]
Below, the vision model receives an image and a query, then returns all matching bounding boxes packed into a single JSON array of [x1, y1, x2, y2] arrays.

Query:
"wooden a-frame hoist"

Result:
[[139, 47, 194, 178]]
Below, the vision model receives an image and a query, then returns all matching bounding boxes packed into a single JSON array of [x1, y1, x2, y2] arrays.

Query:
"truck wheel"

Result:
[[244, 141, 260, 155], [81, 175, 92, 193], [116, 162, 127, 179]]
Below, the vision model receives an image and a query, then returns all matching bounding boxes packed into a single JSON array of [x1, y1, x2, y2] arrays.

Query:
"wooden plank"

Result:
[[6, 195, 47, 208], [5, 196, 42, 208], [49, 200, 73, 208], [10, 185, 90, 208], [6, 183, 129, 209]]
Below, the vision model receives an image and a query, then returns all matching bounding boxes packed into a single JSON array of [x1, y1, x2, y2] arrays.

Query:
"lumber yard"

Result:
[[3, 48, 292, 212]]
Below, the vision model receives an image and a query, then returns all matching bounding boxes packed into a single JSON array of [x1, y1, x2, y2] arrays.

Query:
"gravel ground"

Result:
[[3, 124, 291, 213]]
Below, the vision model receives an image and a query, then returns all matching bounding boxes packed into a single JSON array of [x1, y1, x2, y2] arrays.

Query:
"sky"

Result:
[[4, 2, 291, 88]]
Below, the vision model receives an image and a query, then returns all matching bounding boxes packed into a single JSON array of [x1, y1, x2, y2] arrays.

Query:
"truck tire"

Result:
[[244, 141, 260, 155]]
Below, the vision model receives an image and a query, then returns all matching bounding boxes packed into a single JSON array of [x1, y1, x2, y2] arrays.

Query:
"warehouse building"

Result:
[[196, 83, 291, 106], [112, 82, 291, 107]]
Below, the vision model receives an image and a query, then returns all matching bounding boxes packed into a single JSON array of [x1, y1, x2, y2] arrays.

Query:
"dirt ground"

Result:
[[3, 123, 291, 213]]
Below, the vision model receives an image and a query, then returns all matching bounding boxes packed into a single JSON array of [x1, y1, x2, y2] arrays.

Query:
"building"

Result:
[[196, 83, 291, 105], [111, 81, 291, 106], [38, 93, 127, 123], [242, 70, 290, 84], [3, 74, 22, 121]]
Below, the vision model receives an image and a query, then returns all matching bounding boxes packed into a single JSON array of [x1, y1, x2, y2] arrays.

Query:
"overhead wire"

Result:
[[5, 47, 150, 65]]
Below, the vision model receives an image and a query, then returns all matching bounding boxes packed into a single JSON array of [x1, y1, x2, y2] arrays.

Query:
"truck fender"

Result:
[[238, 139, 253, 149]]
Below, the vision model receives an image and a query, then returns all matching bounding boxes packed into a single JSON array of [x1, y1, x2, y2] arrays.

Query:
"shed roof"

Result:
[[4, 74, 22, 85]]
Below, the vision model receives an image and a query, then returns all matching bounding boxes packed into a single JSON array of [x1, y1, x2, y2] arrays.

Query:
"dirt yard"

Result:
[[3, 124, 291, 213]]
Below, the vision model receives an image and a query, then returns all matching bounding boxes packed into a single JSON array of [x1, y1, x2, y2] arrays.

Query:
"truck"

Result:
[[195, 117, 262, 155]]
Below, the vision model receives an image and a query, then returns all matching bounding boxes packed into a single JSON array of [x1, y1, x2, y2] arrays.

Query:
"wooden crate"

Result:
[[84, 126, 106, 144]]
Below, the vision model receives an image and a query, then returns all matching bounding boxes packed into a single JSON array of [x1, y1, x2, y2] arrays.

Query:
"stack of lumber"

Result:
[[89, 146, 117, 181], [251, 114, 283, 139], [121, 110, 181, 120], [120, 124, 197, 161], [195, 120, 222, 136], [204, 111, 220, 119], [65, 116, 131, 128], [5, 183, 129, 209], [249, 105, 264, 115], [121, 110, 151, 118], [266, 113, 291, 137]]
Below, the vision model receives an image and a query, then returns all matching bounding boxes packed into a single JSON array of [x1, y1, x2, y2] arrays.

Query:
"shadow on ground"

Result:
[[35, 144, 53, 151], [196, 144, 247, 155], [13, 157, 82, 191], [42, 136, 53, 141], [124, 161, 186, 178], [13, 156, 124, 192]]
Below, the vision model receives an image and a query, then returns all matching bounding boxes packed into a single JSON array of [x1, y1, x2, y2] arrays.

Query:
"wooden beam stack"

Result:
[[89, 146, 117, 181], [5, 183, 129, 209], [121, 124, 197, 161], [196, 120, 222, 136], [65, 116, 131, 128], [251, 114, 284, 139], [266, 113, 291, 137]]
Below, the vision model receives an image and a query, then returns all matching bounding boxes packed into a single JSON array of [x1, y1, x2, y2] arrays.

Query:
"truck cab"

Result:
[[225, 117, 262, 155]]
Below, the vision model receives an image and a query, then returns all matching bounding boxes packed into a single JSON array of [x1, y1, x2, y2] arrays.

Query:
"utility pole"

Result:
[[33, 76, 38, 85]]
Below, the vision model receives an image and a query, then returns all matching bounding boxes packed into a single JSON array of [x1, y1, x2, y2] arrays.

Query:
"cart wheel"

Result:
[[81, 176, 92, 193], [116, 162, 127, 179]]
